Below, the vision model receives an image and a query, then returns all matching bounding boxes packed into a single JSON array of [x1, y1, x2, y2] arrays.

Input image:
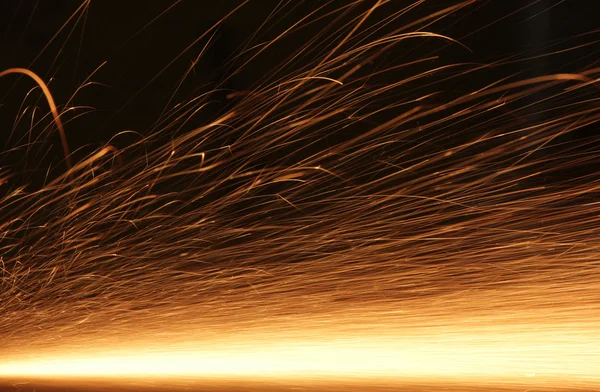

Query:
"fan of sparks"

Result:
[[0, 0, 599, 388]]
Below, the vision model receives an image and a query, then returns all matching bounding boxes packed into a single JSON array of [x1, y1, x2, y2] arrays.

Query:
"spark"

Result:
[[0, 1, 599, 389]]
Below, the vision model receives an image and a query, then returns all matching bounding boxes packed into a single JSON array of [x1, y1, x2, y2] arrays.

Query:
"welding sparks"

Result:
[[0, 0, 600, 389], [1, 326, 599, 383]]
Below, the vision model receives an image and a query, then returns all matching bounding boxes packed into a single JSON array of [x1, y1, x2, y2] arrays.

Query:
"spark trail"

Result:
[[0, 1, 599, 389]]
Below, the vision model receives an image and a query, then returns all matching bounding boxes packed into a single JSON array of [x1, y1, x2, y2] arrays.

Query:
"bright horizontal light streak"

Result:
[[1, 329, 599, 383]]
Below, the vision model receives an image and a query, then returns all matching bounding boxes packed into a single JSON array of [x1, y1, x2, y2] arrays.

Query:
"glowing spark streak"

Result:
[[0, 68, 72, 173], [1, 327, 599, 383]]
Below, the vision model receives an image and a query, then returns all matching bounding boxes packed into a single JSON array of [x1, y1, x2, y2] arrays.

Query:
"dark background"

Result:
[[0, 0, 598, 187]]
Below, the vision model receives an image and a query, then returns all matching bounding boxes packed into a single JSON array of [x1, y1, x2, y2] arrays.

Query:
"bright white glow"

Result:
[[1, 330, 599, 383]]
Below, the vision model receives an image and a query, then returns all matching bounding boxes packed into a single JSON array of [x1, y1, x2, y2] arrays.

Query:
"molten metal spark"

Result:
[[0, 1, 599, 390]]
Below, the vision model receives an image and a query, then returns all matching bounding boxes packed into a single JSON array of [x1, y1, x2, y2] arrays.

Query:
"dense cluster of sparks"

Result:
[[0, 0, 599, 389]]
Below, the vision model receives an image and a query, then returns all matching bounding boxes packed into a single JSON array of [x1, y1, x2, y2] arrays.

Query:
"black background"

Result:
[[0, 0, 598, 186]]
